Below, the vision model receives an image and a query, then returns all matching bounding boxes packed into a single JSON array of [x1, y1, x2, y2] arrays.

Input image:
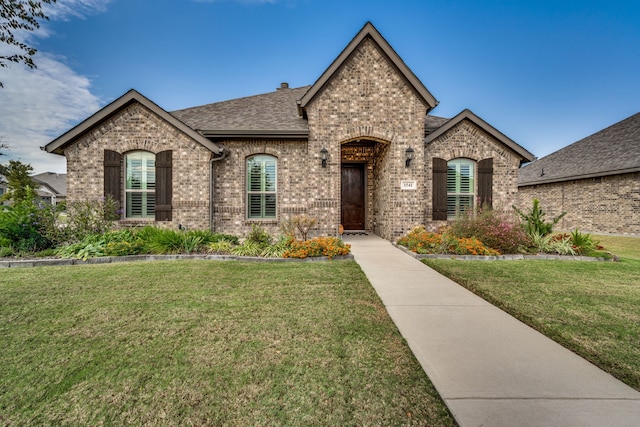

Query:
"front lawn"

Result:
[[423, 235, 640, 391], [0, 260, 455, 426]]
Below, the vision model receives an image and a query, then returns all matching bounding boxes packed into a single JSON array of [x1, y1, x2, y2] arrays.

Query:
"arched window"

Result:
[[125, 151, 156, 218], [447, 159, 475, 219], [247, 154, 277, 219]]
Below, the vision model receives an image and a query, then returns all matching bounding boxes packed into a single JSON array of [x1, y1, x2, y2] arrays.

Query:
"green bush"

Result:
[[513, 198, 566, 237], [0, 193, 53, 252]]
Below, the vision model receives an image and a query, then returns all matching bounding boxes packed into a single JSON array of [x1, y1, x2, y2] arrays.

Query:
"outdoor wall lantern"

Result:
[[405, 147, 415, 167], [320, 147, 329, 168]]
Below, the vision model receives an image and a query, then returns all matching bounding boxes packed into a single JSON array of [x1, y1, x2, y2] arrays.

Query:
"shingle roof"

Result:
[[519, 112, 640, 186], [171, 85, 311, 137], [32, 172, 67, 197]]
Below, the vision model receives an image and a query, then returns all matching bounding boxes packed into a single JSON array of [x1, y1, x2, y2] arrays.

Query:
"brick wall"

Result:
[[515, 172, 640, 235], [210, 139, 310, 238], [64, 103, 213, 230], [304, 38, 428, 240], [425, 120, 524, 231]]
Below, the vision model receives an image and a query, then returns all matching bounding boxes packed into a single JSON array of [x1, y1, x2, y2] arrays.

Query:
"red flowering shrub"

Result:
[[449, 207, 531, 254]]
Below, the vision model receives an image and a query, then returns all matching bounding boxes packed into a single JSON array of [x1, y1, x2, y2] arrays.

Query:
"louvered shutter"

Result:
[[478, 158, 493, 209], [104, 150, 122, 211], [432, 157, 448, 220], [155, 150, 172, 221]]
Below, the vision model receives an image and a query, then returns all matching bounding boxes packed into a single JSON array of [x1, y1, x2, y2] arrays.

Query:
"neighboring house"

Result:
[[32, 172, 67, 206], [516, 112, 640, 236], [44, 22, 534, 241]]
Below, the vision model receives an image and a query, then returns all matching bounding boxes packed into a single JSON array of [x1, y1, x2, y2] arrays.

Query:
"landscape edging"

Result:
[[393, 243, 611, 262], [0, 254, 354, 268]]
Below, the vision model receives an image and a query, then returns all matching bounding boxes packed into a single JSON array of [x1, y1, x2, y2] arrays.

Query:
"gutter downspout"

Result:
[[209, 148, 230, 232]]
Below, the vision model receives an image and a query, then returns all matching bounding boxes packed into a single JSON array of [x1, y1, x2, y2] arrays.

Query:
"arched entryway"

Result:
[[340, 138, 389, 233]]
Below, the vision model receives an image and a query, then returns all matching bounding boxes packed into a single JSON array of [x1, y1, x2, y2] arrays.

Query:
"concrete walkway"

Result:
[[344, 234, 640, 427]]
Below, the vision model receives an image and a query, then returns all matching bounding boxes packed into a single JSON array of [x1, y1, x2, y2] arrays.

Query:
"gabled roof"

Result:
[[298, 22, 438, 112], [519, 112, 640, 186], [44, 89, 223, 155], [425, 109, 535, 162], [171, 85, 310, 139], [32, 172, 66, 197]]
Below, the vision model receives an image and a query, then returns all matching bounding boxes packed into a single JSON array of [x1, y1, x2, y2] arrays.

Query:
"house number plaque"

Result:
[[400, 180, 417, 190]]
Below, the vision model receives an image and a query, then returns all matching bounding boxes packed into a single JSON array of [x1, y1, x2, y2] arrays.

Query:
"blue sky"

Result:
[[1, 0, 639, 174]]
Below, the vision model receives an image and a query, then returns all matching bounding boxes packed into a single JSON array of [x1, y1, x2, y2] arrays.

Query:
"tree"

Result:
[[0, 0, 57, 88], [1, 159, 36, 203]]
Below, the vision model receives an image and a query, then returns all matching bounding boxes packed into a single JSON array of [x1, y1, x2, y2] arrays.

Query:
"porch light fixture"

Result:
[[320, 147, 329, 168], [405, 147, 415, 167]]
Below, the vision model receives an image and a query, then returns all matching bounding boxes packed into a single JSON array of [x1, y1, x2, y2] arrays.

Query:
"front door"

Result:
[[341, 163, 365, 230]]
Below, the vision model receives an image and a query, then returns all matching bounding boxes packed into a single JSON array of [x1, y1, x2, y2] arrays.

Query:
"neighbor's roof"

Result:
[[171, 85, 310, 139], [298, 22, 438, 112], [519, 112, 640, 186], [425, 109, 535, 162], [32, 172, 66, 196], [44, 89, 223, 156]]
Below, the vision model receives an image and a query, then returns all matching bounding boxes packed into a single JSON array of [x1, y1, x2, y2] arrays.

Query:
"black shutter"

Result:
[[155, 150, 173, 221], [432, 157, 448, 220], [104, 150, 122, 210], [478, 158, 493, 209]]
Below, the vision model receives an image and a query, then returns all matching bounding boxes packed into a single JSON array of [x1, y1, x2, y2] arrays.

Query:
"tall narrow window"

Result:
[[247, 155, 276, 219], [447, 159, 475, 219], [125, 151, 155, 218]]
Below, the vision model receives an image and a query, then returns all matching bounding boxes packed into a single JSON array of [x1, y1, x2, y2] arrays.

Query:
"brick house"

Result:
[[45, 22, 534, 241], [516, 112, 640, 236]]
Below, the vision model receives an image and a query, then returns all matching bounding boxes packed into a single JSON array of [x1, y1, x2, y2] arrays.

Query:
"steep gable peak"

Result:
[[298, 22, 438, 113]]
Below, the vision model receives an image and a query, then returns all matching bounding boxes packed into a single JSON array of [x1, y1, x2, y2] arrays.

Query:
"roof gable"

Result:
[[519, 112, 640, 186], [298, 22, 438, 112], [426, 109, 535, 162], [44, 90, 223, 155]]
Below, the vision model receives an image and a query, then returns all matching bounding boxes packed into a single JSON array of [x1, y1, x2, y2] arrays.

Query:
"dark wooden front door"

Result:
[[341, 164, 365, 230]]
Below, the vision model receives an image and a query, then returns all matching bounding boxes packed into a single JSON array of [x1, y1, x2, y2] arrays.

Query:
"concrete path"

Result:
[[344, 234, 640, 427]]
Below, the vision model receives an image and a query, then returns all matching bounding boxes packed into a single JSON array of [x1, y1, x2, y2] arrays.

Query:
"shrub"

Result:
[[208, 240, 235, 255], [143, 228, 206, 254], [397, 226, 442, 254], [397, 226, 500, 256], [283, 237, 351, 259], [0, 193, 53, 252], [231, 240, 265, 257], [280, 215, 317, 241], [246, 224, 272, 246], [449, 207, 531, 254], [513, 198, 566, 237]]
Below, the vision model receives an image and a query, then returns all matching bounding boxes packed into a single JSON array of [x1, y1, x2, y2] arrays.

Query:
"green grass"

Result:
[[0, 260, 455, 426], [423, 235, 640, 391]]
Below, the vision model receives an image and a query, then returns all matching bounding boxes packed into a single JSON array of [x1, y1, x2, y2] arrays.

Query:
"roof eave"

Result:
[[200, 129, 309, 139], [298, 22, 438, 113], [44, 89, 223, 156], [425, 109, 535, 162], [519, 166, 640, 187]]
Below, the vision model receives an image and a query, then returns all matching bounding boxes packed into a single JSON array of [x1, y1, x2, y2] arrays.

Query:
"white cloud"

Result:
[[0, 52, 100, 174], [0, 0, 111, 175]]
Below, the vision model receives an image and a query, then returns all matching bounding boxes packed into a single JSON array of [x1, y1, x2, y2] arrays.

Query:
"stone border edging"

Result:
[[0, 253, 354, 269], [393, 243, 612, 262]]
